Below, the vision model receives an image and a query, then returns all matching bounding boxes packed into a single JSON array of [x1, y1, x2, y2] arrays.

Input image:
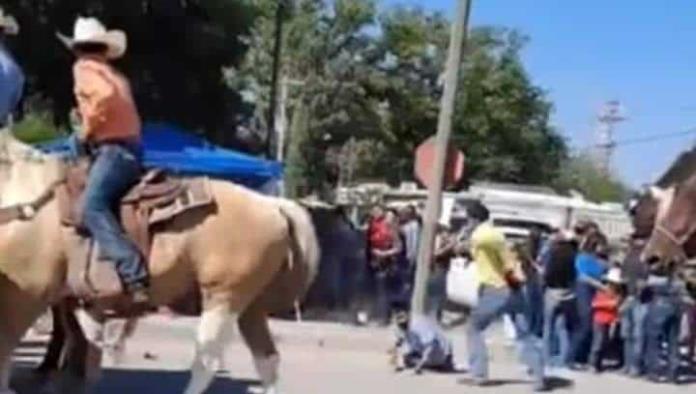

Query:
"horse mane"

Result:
[[656, 146, 696, 187]]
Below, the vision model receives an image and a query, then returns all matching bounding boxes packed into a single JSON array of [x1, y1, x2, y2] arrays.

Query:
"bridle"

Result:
[[653, 221, 693, 262]]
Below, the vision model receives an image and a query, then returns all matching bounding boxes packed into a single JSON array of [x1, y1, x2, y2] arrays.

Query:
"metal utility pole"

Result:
[[410, 0, 473, 317], [594, 100, 626, 175]]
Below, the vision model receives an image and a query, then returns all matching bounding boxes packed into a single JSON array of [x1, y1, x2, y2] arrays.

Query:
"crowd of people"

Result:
[[533, 221, 695, 383], [363, 200, 696, 389]]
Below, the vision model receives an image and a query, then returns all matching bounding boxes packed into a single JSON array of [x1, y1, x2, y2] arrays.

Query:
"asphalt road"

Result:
[[10, 315, 695, 393]]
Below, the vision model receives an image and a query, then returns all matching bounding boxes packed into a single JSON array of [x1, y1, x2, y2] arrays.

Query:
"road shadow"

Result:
[[457, 376, 573, 391], [10, 363, 261, 394], [458, 377, 528, 387], [546, 376, 574, 390], [94, 370, 259, 394], [434, 367, 468, 376]]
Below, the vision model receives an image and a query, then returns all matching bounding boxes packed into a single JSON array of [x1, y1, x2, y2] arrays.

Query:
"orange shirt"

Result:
[[73, 58, 141, 143], [592, 290, 619, 325]]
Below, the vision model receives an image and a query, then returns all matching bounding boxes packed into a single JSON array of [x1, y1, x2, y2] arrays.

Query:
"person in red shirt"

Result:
[[366, 206, 403, 324], [589, 267, 626, 373]]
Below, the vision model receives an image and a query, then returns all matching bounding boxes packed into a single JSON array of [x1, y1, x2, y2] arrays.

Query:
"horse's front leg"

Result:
[[72, 309, 107, 384], [35, 306, 66, 375], [0, 274, 50, 394], [239, 304, 281, 394], [0, 359, 14, 394], [55, 309, 130, 394]]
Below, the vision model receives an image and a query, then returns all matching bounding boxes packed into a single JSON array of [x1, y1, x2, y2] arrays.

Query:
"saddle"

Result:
[[57, 160, 214, 301]]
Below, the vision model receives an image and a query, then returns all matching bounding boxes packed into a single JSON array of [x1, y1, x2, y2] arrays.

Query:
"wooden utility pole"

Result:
[[276, 76, 289, 163], [410, 0, 473, 317], [266, 0, 288, 159]]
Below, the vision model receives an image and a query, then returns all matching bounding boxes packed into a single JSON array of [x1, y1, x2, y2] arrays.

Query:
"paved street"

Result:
[[11, 315, 695, 393]]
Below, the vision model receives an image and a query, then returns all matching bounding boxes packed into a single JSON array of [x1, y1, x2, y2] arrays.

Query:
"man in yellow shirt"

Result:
[[464, 202, 546, 391], [470, 219, 516, 289]]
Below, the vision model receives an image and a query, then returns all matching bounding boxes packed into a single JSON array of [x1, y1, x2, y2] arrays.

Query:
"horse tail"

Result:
[[274, 198, 321, 297]]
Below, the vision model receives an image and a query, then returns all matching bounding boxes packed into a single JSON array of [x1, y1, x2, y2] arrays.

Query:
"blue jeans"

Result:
[[373, 267, 403, 324], [688, 307, 696, 365], [542, 290, 576, 367], [82, 143, 148, 291], [621, 300, 648, 375], [570, 282, 595, 364], [426, 266, 447, 321], [645, 299, 680, 381], [589, 323, 611, 371], [524, 277, 545, 338], [467, 286, 545, 387]]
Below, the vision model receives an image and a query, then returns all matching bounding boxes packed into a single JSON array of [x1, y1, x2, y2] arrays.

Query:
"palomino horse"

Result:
[[37, 205, 342, 386], [0, 131, 320, 394]]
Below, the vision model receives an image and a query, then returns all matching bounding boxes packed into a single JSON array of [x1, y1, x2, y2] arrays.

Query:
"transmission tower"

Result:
[[594, 100, 626, 175]]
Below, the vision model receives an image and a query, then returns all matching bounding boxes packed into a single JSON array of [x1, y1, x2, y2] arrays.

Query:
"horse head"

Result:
[[0, 130, 65, 205], [641, 178, 696, 267]]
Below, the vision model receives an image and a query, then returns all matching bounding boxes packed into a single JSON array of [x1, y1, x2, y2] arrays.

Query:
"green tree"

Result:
[[12, 112, 60, 144], [360, 7, 449, 183], [240, 4, 570, 195], [454, 27, 567, 184], [364, 10, 567, 186], [3, 0, 254, 145], [234, 0, 381, 196], [554, 153, 631, 202]]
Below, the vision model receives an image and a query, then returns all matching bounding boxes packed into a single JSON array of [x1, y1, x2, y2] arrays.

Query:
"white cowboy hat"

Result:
[[57, 17, 126, 59], [0, 8, 19, 35], [604, 267, 624, 285]]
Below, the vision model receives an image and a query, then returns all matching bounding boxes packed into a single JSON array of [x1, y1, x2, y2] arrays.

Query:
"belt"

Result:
[[91, 137, 141, 147], [87, 139, 143, 161]]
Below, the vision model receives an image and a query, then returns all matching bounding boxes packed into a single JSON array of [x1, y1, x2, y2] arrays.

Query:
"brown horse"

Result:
[[631, 146, 696, 238], [641, 179, 696, 265], [0, 132, 320, 394]]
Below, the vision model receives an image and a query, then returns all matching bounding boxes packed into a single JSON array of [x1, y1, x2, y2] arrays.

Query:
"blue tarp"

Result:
[[37, 123, 283, 189]]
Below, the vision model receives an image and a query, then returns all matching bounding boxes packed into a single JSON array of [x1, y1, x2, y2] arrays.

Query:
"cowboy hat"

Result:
[[0, 8, 19, 35], [57, 17, 126, 59], [604, 267, 624, 285]]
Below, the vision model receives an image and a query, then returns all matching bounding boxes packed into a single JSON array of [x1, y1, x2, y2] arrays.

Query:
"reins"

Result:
[[0, 178, 66, 225]]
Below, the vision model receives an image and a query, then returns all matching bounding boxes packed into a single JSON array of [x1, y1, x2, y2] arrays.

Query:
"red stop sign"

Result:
[[414, 136, 465, 189]]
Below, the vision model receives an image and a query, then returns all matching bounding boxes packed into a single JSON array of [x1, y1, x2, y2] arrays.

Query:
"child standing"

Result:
[[589, 268, 625, 373]]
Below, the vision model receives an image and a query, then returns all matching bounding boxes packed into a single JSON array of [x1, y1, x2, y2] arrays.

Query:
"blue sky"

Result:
[[382, 0, 696, 187]]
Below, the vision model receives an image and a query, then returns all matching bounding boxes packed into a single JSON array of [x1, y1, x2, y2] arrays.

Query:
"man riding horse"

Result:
[[58, 17, 149, 306]]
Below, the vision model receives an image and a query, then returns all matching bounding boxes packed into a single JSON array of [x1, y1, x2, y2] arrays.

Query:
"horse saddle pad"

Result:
[[58, 162, 215, 299]]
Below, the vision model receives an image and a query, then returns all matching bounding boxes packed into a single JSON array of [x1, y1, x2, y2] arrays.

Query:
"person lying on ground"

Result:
[[391, 310, 454, 374]]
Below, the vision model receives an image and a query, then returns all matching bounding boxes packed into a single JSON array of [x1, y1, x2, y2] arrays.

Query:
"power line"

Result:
[[451, 126, 696, 149], [596, 127, 696, 148]]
